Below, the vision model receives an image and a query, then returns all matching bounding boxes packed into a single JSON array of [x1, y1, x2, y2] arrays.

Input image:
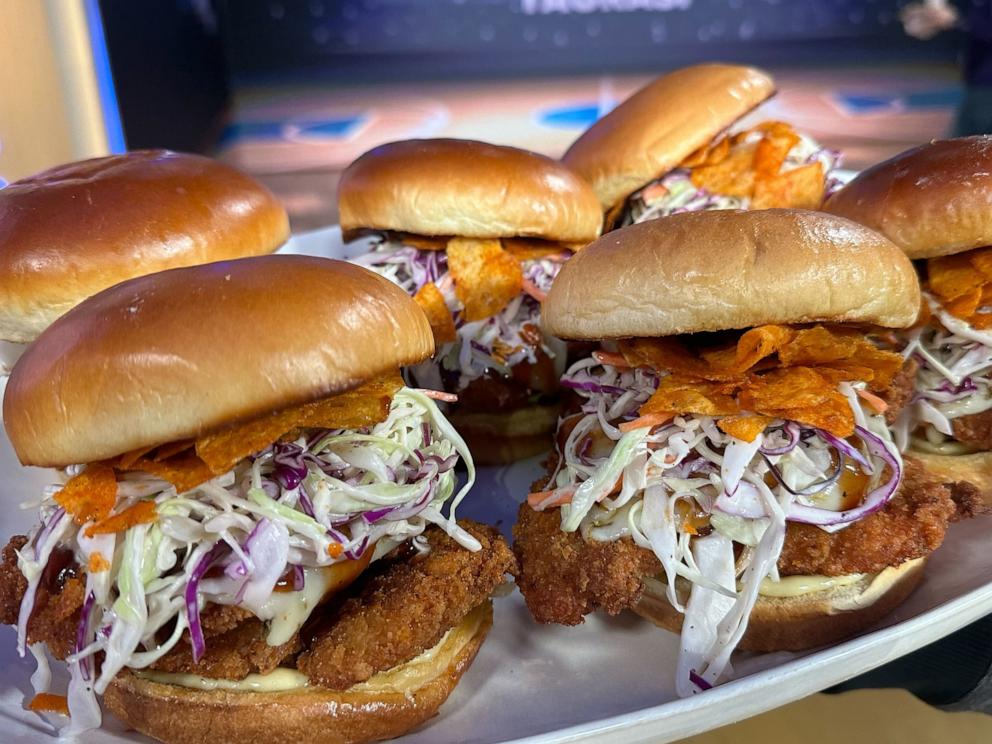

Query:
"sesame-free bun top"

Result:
[[562, 64, 776, 211], [4, 256, 434, 468], [823, 136, 992, 260], [0, 150, 290, 343], [542, 209, 920, 340], [338, 138, 602, 244]]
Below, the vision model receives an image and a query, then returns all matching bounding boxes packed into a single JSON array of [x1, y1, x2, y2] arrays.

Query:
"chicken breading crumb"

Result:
[[297, 520, 516, 690]]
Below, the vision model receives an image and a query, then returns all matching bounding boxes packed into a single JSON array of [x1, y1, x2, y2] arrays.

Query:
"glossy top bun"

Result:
[[4, 256, 433, 467], [338, 138, 602, 244], [542, 209, 920, 339], [0, 150, 290, 342], [823, 136, 992, 259], [563, 64, 776, 211]]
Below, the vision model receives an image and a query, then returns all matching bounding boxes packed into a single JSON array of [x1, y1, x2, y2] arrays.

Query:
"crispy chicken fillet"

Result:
[[297, 520, 516, 690], [514, 459, 972, 625], [880, 358, 918, 426], [513, 505, 660, 626], [952, 409, 992, 450], [778, 457, 974, 575]]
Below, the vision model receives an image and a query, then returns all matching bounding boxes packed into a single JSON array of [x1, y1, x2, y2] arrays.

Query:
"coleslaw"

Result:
[[895, 295, 992, 454], [541, 355, 901, 695], [352, 238, 566, 391], [15, 388, 476, 733], [620, 132, 841, 227]]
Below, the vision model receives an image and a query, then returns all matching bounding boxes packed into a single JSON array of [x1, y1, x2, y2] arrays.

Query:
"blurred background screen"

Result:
[[55, 1, 983, 227]]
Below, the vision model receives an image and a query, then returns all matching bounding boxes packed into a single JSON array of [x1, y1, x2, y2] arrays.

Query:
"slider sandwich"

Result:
[[562, 64, 840, 229], [0, 256, 514, 743], [825, 136, 992, 504], [340, 138, 602, 463], [0, 150, 289, 370], [514, 209, 976, 696]]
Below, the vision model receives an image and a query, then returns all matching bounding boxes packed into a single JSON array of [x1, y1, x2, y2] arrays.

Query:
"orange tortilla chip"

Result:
[[396, 233, 448, 251], [690, 143, 756, 197], [779, 326, 903, 387], [502, 238, 572, 260], [126, 452, 216, 493], [446, 238, 523, 322], [641, 377, 740, 417], [737, 367, 856, 436], [753, 130, 799, 179], [970, 248, 992, 282], [718, 414, 774, 443], [703, 324, 794, 374], [681, 136, 731, 169], [414, 282, 457, 345], [55, 465, 117, 525], [195, 374, 403, 474], [85, 500, 157, 537], [153, 439, 195, 462], [928, 253, 983, 302], [87, 552, 111, 573], [117, 445, 156, 471], [751, 161, 825, 210]]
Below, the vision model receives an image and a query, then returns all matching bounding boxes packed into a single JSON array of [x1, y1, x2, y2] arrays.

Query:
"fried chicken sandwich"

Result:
[[824, 136, 992, 503], [0, 150, 289, 371], [514, 209, 976, 696], [0, 255, 514, 742], [562, 64, 840, 229], [340, 138, 602, 464]]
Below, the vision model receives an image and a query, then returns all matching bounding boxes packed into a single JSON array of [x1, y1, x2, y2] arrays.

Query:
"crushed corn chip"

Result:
[[925, 249, 992, 328], [85, 500, 157, 537], [625, 324, 902, 438], [446, 238, 523, 321], [690, 142, 757, 197], [55, 464, 117, 525], [751, 161, 825, 210], [717, 414, 775, 442], [414, 282, 457, 345], [195, 374, 403, 474], [124, 453, 216, 493], [502, 238, 573, 261], [28, 693, 68, 715], [395, 233, 447, 251], [87, 551, 111, 573]]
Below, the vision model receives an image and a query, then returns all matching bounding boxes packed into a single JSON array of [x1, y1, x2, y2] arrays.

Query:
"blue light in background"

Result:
[[84, 0, 126, 153]]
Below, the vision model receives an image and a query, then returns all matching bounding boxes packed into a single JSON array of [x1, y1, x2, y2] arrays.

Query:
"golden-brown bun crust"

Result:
[[104, 603, 492, 744], [823, 136, 992, 259], [0, 150, 290, 343], [542, 209, 921, 340], [449, 405, 559, 465], [635, 558, 925, 652], [910, 450, 992, 505], [338, 139, 602, 243], [562, 64, 775, 211], [4, 256, 434, 467]]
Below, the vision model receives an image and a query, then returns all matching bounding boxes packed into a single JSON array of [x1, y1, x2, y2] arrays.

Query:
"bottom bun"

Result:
[[450, 404, 559, 465], [105, 601, 493, 744], [634, 557, 926, 653], [910, 449, 992, 505]]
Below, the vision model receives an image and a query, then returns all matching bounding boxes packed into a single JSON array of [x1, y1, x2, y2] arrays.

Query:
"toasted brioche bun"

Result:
[[635, 557, 925, 653], [449, 404, 559, 465], [338, 139, 602, 244], [4, 256, 433, 468], [823, 137, 992, 260], [0, 150, 289, 343], [542, 209, 921, 340], [910, 450, 992, 505], [105, 601, 492, 744], [562, 64, 776, 212]]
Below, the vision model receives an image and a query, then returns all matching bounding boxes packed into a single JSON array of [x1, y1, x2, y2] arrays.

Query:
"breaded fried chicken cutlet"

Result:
[[0, 256, 515, 744]]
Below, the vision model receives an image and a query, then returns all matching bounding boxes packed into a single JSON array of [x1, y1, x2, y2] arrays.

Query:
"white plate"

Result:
[[1, 223, 989, 744]]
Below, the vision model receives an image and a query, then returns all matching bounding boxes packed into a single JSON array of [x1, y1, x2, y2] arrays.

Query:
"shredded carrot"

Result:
[[85, 501, 157, 537], [857, 388, 889, 414], [327, 542, 344, 558], [28, 693, 69, 715], [592, 350, 631, 369], [413, 388, 458, 403], [521, 277, 548, 303], [87, 552, 111, 573], [526, 487, 576, 510], [619, 413, 673, 432]]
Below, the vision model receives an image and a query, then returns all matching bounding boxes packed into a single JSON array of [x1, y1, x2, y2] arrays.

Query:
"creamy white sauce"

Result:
[[757, 573, 865, 598], [259, 567, 334, 646]]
